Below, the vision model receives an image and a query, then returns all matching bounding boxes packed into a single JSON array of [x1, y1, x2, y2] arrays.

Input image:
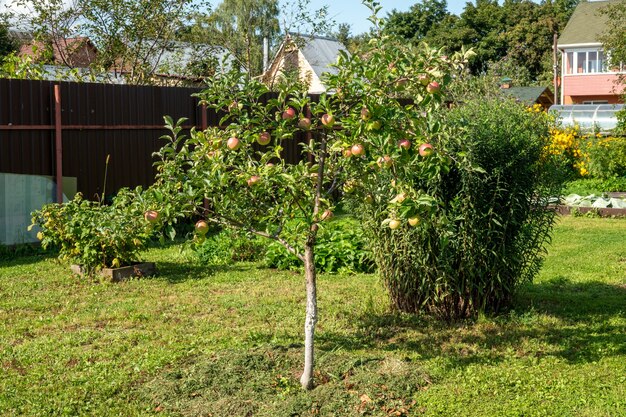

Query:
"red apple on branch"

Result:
[[320, 209, 333, 221], [257, 132, 271, 146], [282, 107, 296, 120], [398, 139, 411, 150], [351, 144, 365, 156], [298, 117, 312, 129], [144, 210, 160, 223], [247, 175, 261, 186], [426, 81, 440, 94], [408, 216, 420, 227], [343, 148, 353, 158], [195, 220, 209, 235], [419, 143, 434, 157], [321, 113, 335, 128], [377, 155, 393, 169], [227, 136, 241, 150], [360, 107, 371, 121]]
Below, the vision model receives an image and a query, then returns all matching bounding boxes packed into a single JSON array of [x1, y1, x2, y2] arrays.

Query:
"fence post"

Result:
[[54, 84, 63, 204], [201, 104, 208, 130]]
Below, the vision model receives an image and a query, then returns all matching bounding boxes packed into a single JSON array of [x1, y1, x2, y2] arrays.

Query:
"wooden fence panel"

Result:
[[1, 78, 320, 200]]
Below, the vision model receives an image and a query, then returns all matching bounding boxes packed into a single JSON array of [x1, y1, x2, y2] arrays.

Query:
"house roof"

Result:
[[296, 35, 347, 79], [144, 41, 233, 78], [18, 37, 98, 67], [558, 0, 620, 47], [502, 86, 553, 104]]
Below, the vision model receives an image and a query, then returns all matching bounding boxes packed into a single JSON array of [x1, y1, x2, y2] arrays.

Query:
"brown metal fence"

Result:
[[0, 78, 317, 201]]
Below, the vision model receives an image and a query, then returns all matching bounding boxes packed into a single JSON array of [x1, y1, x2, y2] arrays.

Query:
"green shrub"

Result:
[[30, 189, 158, 275], [349, 98, 566, 319], [586, 136, 626, 179], [563, 177, 626, 195], [264, 216, 375, 274], [195, 229, 266, 265]]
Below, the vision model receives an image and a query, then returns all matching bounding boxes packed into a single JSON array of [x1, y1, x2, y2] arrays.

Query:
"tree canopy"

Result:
[[381, 0, 581, 84]]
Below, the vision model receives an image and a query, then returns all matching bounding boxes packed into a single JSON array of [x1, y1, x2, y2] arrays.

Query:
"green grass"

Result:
[[1, 216, 625, 416]]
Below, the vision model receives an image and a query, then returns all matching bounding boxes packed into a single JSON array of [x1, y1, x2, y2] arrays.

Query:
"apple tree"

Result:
[[149, 0, 474, 388]]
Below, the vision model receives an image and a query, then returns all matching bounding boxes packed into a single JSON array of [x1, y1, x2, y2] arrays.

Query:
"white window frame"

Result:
[[563, 48, 623, 75]]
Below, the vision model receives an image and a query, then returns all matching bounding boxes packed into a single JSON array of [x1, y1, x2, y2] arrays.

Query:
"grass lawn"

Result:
[[1, 216, 625, 416]]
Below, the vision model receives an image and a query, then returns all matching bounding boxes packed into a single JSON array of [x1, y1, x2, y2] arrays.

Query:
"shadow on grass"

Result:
[[315, 279, 626, 368], [0, 250, 56, 268]]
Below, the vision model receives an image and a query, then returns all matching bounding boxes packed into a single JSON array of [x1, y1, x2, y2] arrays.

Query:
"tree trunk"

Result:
[[300, 242, 318, 390]]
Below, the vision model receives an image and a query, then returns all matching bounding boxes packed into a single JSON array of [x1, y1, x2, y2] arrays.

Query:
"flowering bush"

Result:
[[546, 123, 626, 181], [545, 126, 589, 177]]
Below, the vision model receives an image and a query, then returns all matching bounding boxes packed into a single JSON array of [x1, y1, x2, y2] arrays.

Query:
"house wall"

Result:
[[67, 44, 98, 68], [297, 51, 325, 94], [262, 49, 326, 94], [562, 73, 624, 104]]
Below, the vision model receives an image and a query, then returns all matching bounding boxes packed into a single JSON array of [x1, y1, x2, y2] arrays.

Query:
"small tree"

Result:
[[151, 1, 468, 388]]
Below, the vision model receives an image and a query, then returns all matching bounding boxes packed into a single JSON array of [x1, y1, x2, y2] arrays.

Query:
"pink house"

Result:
[[557, 0, 624, 105]]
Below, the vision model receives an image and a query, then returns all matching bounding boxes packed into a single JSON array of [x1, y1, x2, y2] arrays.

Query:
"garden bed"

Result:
[[557, 193, 626, 217], [70, 262, 156, 281]]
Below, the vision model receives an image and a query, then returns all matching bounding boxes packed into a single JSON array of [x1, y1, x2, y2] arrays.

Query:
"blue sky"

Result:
[[311, 0, 471, 35]]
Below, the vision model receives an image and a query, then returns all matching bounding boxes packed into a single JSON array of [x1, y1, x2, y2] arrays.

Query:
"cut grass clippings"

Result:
[[1, 216, 625, 416]]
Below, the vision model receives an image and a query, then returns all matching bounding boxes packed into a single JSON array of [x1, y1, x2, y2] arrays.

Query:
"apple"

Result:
[[390, 192, 406, 203], [418, 74, 429, 86], [398, 139, 411, 150], [377, 155, 393, 169], [321, 113, 335, 128], [426, 81, 440, 94], [360, 107, 371, 121], [408, 216, 420, 227], [351, 143, 365, 156], [282, 107, 296, 120], [247, 175, 261, 186], [364, 195, 374, 204], [298, 117, 312, 129], [389, 219, 401, 230], [343, 148, 353, 158], [144, 210, 160, 223], [195, 220, 209, 235], [227, 136, 241, 150], [367, 120, 382, 131], [343, 180, 356, 194], [320, 209, 333, 221], [419, 143, 434, 157], [257, 131, 271, 146]]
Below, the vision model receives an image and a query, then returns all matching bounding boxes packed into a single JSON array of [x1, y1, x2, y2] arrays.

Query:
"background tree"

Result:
[[383, 0, 580, 84], [598, 0, 626, 131], [384, 0, 450, 42], [79, 0, 201, 84], [599, 0, 626, 72], [0, 15, 17, 57], [185, 0, 279, 76], [8, 0, 207, 84]]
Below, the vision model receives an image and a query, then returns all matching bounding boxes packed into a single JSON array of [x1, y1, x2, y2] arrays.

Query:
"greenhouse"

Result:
[[549, 104, 624, 132]]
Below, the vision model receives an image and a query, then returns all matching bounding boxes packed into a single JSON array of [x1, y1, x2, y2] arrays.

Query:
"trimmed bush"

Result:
[[350, 98, 566, 320]]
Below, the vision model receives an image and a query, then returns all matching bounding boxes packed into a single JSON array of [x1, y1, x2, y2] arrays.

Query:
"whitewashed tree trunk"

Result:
[[300, 242, 318, 390]]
